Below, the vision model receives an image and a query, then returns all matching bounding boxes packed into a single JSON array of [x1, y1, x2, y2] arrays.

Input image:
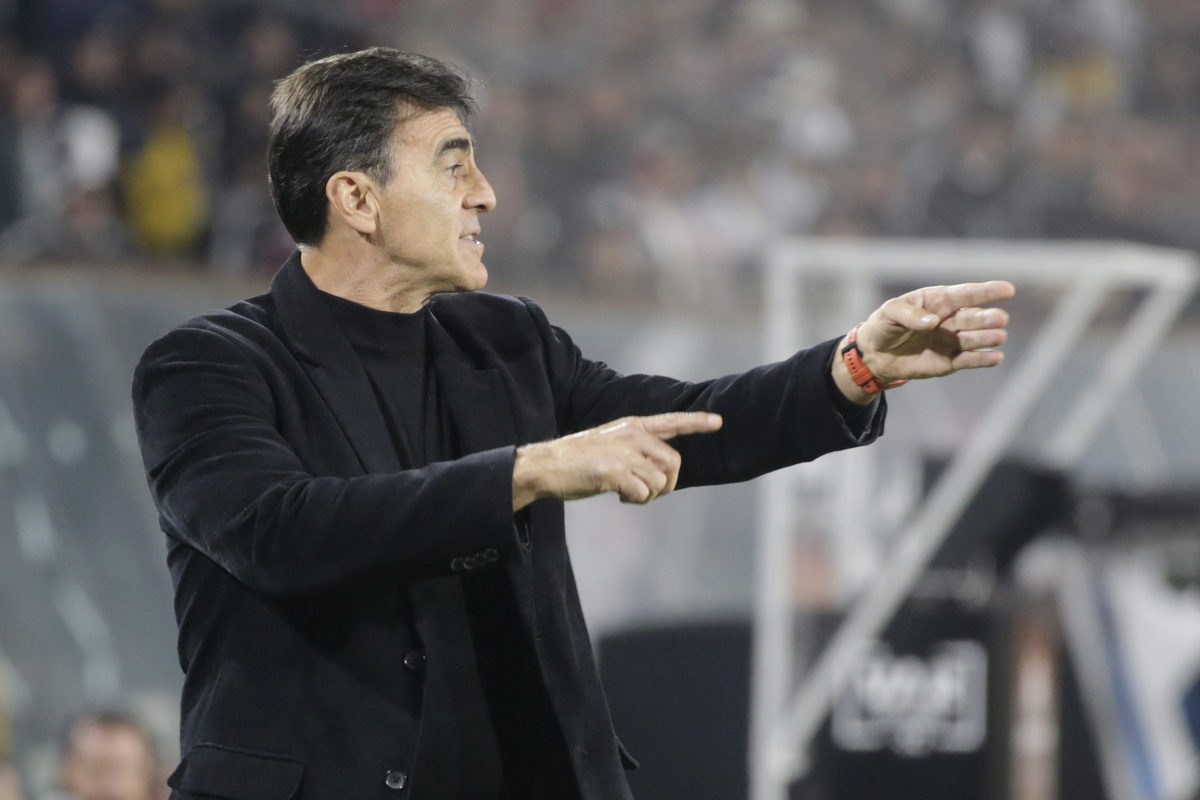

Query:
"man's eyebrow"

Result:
[[437, 136, 473, 158]]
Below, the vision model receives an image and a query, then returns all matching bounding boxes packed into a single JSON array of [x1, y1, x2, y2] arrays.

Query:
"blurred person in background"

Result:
[[46, 711, 159, 800], [207, 15, 300, 275], [133, 47, 1013, 800], [0, 764, 22, 800], [920, 107, 1020, 237], [0, 690, 25, 800], [61, 26, 147, 157], [0, 54, 125, 263], [122, 84, 208, 259], [0, 36, 22, 232]]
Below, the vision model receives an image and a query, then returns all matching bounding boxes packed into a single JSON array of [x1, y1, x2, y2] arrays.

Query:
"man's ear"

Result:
[[325, 171, 380, 236]]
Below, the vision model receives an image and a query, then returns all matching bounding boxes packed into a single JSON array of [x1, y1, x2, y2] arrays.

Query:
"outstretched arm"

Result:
[[512, 281, 1015, 508], [831, 281, 1016, 405]]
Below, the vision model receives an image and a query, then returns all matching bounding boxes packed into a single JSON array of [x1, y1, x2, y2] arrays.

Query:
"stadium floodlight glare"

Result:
[[750, 238, 1200, 800]]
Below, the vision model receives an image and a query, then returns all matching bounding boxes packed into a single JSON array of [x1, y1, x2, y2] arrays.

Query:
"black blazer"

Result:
[[132, 252, 885, 800]]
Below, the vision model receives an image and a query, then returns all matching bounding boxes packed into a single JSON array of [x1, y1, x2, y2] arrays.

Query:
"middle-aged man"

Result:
[[132, 48, 1014, 800]]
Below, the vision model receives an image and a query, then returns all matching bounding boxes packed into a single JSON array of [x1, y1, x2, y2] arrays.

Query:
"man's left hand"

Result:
[[832, 281, 1016, 404]]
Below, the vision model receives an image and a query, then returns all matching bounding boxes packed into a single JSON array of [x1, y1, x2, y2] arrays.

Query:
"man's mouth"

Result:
[[460, 233, 481, 245]]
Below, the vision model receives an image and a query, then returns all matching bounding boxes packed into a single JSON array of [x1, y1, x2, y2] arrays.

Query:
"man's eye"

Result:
[[448, 163, 465, 175]]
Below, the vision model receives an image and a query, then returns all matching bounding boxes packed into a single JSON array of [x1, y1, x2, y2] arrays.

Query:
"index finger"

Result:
[[637, 412, 724, 440], [921, 281, 1016, 313]]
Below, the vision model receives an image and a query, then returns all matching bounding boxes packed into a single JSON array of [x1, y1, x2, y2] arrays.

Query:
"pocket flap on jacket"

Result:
[[168, 743, 304, 800]]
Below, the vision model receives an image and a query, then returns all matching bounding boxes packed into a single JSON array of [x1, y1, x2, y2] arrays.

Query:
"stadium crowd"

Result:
[[1, 0, 1198, 310]]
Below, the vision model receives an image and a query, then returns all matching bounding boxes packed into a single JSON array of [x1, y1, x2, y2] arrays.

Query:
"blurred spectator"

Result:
[[12, 0, 133, 62], [46, 711, 160, 800], [0, 762, 23, 800], [218, 16, 297, 180], [124, 0, 230, 99], [965, 0, 1030, 110], [920, 108, 1020, 237], [0, 55, 124, 263], [0, 36, 22, 231], [61, 28, 146, 155], [122, 84, 209, 258], [206, 14, 301, 275], [0, 686, 19, 800], [206, 151, 287, 275], [1134, 32, 1200, 120]]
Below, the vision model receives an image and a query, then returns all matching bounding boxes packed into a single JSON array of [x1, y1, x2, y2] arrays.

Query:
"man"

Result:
[[51, 711, 160, 800], [132, 48, 1013, 799]]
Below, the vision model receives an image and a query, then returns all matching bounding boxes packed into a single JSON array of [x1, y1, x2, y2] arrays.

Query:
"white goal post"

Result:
[[750, 238, 1200, 800]]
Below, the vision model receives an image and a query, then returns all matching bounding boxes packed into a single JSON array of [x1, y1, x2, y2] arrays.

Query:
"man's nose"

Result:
[[465, 169, 497, 212]]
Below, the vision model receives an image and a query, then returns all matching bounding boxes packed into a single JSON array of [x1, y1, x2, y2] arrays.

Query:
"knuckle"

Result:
[[596, 459, 621, 481]]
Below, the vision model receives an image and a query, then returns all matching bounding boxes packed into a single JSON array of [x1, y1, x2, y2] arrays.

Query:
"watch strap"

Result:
[[841, 324, 908, 395]]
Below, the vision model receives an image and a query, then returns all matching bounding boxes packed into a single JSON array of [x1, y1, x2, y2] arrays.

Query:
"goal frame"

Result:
[[750, 238, 1200, 800]]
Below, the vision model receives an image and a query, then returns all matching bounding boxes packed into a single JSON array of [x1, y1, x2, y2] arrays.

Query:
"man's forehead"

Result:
[[395, 106, 472, 151]]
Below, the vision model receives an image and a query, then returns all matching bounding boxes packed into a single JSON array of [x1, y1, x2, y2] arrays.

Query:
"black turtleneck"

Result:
[[324, 293, 435, 468]]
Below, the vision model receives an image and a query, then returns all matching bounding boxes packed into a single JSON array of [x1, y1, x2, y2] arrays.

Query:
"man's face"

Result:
[[60, 722, 154, 800], [373, 107, 497, 294]]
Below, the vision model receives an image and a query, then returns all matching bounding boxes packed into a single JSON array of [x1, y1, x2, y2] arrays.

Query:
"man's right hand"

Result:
[[512, 412, 723, 511]]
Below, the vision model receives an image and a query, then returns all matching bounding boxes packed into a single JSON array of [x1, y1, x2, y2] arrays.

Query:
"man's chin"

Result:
[[463, 262, 489, 292]]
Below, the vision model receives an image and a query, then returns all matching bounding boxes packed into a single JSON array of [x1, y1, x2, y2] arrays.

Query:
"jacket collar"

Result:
[[270, 251, 517, 471], [271, 251, 399, 474]]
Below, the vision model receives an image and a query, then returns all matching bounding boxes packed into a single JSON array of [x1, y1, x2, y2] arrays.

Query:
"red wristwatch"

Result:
[[841, 324, 908, 395]]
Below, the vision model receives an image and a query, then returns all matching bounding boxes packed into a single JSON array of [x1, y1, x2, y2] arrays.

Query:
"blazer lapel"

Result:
[[271, 253, 400, 474], [425, 316, 519, 456]]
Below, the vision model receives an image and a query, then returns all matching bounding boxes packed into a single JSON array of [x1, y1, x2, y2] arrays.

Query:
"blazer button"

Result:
[[384, 770, 407, 790], [450, 557, 464, 572], [484, 548, 499, 562], [402, 650, 425, 672]]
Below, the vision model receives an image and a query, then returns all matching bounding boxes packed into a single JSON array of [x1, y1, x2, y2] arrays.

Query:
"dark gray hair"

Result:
[[268, 47, 477, 246]]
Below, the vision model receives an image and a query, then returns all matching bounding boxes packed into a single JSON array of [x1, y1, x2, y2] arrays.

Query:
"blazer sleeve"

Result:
[[522, 298, 886, 489], [132, 322, 523, 597]]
